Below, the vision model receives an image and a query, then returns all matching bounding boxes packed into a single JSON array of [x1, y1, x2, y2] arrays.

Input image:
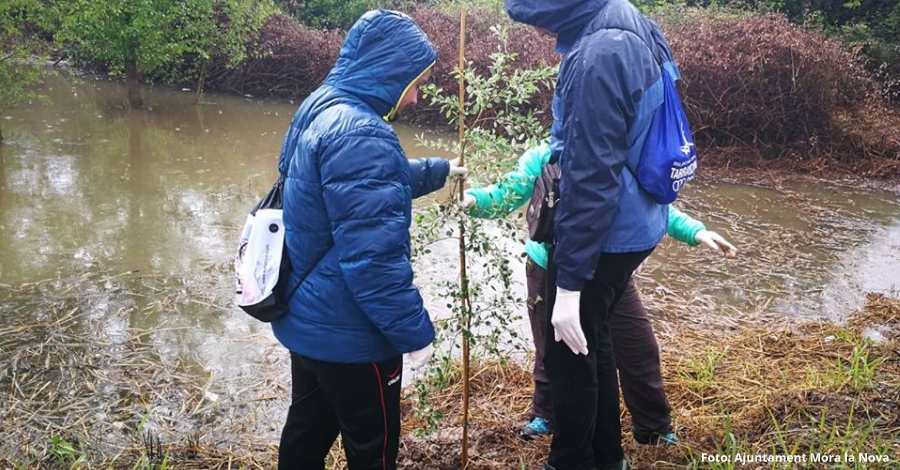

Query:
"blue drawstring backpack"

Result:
[[636, 64, 697, 204]]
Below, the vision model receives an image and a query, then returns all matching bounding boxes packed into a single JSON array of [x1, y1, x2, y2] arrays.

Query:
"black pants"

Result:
[[526, 261, 672, 439], [544, 249, 653, 470], [279, 352, 403, 470]]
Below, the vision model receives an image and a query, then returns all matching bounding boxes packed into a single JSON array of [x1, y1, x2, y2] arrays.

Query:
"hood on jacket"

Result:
[[324, 10, 436, 121], [505, 0, 607, 53]]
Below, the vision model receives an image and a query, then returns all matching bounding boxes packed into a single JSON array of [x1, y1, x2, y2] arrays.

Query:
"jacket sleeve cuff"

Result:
[[555, 271, 585, 291], [426, 157, 450, 190], [389, 309, 436, 353], [409, 158, 450, 199], [466, 189, 494, 218], [687, 223, 707, 247]]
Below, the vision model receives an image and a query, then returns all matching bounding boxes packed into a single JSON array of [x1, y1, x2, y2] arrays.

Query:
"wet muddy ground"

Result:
[[2, 275, 897, 469]]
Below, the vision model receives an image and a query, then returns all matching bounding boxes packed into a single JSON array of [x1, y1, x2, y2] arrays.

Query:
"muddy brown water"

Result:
[[2, 72, 899, 456]]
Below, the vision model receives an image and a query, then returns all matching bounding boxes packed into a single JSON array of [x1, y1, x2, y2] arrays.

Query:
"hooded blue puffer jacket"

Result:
[[506, 0, 675, 291], [272, 10, 447, 363]]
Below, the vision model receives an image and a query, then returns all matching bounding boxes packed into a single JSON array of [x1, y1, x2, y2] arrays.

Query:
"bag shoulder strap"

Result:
[[625, 41, 671, 179]]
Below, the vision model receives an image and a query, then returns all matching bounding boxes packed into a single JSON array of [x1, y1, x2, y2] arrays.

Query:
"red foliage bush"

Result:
[[406, 5, 558, 127], [202, 7, 557, 125], [409, 7, 555, 86], [200, 7, 899, 176], [204, 14, 342, 98], [658, 10, 885, 159]]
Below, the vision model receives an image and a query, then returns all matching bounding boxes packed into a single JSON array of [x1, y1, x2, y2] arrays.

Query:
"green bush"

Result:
[[275, 0, 372, 29], [274, 0, 435, 30]]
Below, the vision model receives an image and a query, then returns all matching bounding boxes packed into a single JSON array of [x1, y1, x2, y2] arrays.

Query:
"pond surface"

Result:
[[0, 73, 449, 285], [2, 72, 899, 411]]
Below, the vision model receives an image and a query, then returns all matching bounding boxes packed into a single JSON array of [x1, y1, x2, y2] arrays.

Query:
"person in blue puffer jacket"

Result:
[[505, 0, 686, 469], [271, 10, 465, 470]]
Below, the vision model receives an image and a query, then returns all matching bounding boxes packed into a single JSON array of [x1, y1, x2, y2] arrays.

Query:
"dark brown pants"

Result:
[[525, 258, 672, 442]]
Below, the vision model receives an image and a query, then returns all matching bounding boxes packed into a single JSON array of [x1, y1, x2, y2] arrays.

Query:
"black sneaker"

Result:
[[599, 458, 630, 470]]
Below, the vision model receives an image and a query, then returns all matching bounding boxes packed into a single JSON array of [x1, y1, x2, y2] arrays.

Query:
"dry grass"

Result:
[[0, 272, 282, 469], [343, 295, 900, 470], [2, 274, 898, 469]]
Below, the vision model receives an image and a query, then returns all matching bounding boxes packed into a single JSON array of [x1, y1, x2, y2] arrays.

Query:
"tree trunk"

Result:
[[195, 62, 207, 105], [125, 56, 144, 109]]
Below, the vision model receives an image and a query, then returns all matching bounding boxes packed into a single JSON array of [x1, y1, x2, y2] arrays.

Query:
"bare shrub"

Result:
[[405, 5, 558, 128], [204, 14, 342, 99], [199, 7, 900, 176], [202, 7, 558, 128], [657, 8, 900, 168]]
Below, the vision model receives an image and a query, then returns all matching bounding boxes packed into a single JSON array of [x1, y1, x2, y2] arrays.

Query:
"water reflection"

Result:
[[0, 74, 448, 286], [2, 72, 899, 362]]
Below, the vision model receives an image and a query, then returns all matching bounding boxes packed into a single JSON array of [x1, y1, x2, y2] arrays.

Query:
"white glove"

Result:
[[405, 343, 434, 370], [694, 230, 737, 257], [461, 193, 476, 209], [448, 158, 468, 179], [551, 287, 588, 355]]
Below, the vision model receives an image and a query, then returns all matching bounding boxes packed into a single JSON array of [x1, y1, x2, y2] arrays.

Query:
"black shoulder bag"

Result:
[[526, 158, 560, 244]]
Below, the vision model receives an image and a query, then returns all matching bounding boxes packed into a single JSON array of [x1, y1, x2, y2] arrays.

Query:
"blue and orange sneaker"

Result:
[[635, 431, 679, 446], [520, 417, 551, 439]]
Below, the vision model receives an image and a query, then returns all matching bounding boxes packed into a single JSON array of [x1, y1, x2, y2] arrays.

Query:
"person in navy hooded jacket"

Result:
[[272, 10, 465, 470], [505, 0, 681, 469]]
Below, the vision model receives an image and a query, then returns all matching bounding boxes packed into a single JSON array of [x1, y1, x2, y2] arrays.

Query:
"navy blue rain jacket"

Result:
[[506, 0, 674, 290], [272, 10, 447, 363]]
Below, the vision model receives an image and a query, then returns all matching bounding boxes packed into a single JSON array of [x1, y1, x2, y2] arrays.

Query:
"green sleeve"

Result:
[[466, 141, 551, 219], [667, 205, 706, 246]]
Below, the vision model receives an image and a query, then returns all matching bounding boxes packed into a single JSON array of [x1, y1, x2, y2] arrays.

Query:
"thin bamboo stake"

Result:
[[456, 6, 471, 470]]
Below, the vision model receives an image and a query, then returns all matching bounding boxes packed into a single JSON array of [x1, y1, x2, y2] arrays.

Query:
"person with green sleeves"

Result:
[[462, 140, 736, 443]]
